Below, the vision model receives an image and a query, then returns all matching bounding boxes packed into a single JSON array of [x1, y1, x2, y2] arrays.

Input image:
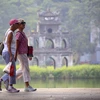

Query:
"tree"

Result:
[[0, 0, 100, 55]]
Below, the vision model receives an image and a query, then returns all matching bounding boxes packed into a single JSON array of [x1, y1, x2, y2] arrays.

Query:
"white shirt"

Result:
[[3, 28, 16, 54]]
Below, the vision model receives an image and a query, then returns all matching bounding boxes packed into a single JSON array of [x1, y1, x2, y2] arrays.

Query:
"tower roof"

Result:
[[38, 9, 60, 17]]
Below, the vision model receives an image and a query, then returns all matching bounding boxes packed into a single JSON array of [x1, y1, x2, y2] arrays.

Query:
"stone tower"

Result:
[[28, 9, 73, 68]]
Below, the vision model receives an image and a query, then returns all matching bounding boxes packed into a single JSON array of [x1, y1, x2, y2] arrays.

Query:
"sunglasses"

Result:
[[21, 22, 26, 24]]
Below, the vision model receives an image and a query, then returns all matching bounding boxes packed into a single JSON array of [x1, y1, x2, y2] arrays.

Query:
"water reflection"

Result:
[[15, 78, 100, 88]]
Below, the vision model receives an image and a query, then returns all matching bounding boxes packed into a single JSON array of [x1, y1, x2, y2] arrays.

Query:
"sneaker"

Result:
[[8, 87, 20, 93], [24, 86, 37, 92], [12, 87, 20, 92], [4, 79, 9, 90], [0, 80, 2, 91]]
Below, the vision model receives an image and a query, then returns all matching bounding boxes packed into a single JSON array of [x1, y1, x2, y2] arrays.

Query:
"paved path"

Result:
[[0, 88, 100, 100]]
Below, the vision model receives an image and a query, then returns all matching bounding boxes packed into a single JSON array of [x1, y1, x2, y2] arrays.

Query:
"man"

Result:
[[15, 19, 37, 92]]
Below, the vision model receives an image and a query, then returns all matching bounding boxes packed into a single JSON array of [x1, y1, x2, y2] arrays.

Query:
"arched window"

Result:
[[62, 39, 68, 48], [62, 57, 68, 67], [45, 38, 54, 48], [62, 39, 67, 48], [46, 57, 56, 68]]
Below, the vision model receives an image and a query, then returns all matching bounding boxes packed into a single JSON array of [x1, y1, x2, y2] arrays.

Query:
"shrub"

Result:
[[0, 64, 100, 79]]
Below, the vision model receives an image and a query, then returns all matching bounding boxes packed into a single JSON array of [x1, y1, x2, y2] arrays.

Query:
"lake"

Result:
[[15, 78, 100, 88]]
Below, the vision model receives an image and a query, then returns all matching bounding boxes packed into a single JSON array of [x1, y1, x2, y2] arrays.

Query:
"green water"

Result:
[[15, 78, 100, 88]]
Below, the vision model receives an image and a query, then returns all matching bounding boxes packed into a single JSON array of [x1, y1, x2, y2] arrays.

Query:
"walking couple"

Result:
[[0, 18, 37, 93]]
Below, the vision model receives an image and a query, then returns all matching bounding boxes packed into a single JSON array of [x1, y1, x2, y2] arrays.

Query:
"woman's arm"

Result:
[[7, 32, 13, 61]]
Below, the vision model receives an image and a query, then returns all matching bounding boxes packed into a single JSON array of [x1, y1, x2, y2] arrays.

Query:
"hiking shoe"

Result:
[[0, 80, 2, 91], [8, 87, 20, 93], [24, 86, 37, 92], [4, 79, 9, 90]]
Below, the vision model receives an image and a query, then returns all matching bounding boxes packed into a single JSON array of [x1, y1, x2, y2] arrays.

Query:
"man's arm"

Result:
[[15, 40, 20, 61]]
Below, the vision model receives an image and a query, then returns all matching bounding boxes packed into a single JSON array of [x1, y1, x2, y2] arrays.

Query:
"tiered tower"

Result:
[[28, 9, 73, 68]]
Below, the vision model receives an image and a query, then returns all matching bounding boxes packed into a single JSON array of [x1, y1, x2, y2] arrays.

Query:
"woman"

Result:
[[0, 19, 19, 93], [15, 19, 37, 92]]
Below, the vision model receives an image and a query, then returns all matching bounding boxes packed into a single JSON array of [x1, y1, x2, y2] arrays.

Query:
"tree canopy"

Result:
[[0, 0, 100, 55]]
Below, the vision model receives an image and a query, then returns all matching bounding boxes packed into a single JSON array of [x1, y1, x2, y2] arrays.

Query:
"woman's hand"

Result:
[[10, 54, 13, 62]]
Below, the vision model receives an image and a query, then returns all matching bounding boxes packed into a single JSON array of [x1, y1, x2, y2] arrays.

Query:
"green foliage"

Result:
[[21, 65, 100, 79], [0, 64, 5, 76], [0, 64, 100, 79]]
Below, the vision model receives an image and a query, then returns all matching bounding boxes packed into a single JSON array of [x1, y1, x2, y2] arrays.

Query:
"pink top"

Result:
[[15, 31, 28, 54]]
